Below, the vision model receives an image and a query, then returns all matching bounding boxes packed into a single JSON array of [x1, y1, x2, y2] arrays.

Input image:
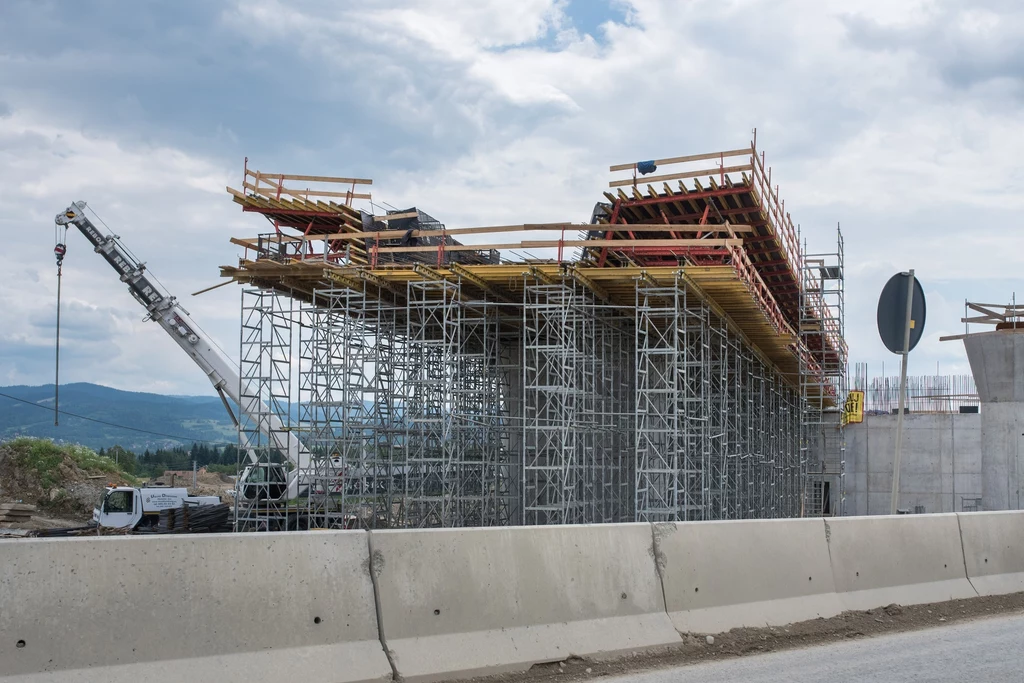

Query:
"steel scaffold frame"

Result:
[[236, 288, 295, 531], [299, 286, 383, 529], [800, 227, 848, 517], [405, 279, 461, 527], [236, 268, 813, 530], [522, 280, 587, 525], [521, 278, 635, 525], [633, 274, 804, 522]]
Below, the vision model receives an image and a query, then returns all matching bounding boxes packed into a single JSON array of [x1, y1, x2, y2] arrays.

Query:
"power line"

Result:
[[0, 391, 230, 445]]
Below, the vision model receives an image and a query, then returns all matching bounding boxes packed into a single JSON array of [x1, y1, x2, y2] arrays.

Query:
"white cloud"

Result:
[[4, 0, 1024, 396], [223, 0, 1024, 380], [0, 111, 247, 394]]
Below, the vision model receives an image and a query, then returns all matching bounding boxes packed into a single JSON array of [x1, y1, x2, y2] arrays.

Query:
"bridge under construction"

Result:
[[221, 141, 847, 529]]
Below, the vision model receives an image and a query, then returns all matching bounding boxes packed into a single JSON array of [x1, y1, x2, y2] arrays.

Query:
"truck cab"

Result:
[[93, 486, 220, 529]]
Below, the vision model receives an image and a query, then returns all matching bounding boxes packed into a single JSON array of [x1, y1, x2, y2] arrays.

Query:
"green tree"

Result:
[[106, 445, 137, 475]]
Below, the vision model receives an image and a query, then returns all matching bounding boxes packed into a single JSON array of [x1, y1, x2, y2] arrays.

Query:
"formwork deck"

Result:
[[598, 146, 843, 372], [220, 258, 804, 384], [222, 144, 845, 391]]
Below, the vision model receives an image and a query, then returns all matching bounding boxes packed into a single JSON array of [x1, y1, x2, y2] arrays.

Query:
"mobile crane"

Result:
[[54, 201, 336, 506]]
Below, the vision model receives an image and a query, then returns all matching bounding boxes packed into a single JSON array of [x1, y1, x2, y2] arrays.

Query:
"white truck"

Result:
[[55, 202, 341, 504], [92, 486, 221, 530]]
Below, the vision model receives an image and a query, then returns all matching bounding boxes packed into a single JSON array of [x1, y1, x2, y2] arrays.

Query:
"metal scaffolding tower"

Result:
[[800, 227, 848, 516], [235, 288, 296, 531], [634, 274, 804, 522], [235, 268, 819, 528]]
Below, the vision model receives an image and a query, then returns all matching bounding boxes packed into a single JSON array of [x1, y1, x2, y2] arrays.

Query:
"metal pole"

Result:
[[193, 460, 198, 489], [890, 269, 915, 514]]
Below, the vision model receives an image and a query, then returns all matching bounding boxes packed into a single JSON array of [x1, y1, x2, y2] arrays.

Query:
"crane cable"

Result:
[[53, 223, 68, 427]]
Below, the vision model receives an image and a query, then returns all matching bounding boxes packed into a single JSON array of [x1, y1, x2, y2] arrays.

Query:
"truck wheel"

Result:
[[286, 515, 310, 531]]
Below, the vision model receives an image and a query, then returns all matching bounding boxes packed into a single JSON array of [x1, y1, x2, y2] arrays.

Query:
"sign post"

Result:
[[891, 270, 915, 514], [876, 270, 926, 515]]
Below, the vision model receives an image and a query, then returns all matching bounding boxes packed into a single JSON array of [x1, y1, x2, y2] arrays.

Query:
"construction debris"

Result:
[[0, 503, 35, 523]]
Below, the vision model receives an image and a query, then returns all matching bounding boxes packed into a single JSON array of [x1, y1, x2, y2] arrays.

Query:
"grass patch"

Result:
[[5, 437, 130, 489]]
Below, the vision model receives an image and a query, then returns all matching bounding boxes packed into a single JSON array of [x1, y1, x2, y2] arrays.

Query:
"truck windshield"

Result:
[[104, 490, 133, 514]]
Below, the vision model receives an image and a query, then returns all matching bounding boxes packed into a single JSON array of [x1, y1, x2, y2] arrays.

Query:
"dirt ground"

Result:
[[466, 593, 1024, 683], [148, 470, 236, 502], [0, 445, 235, 532]]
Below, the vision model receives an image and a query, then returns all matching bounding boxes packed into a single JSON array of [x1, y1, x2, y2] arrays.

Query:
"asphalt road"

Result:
[[605, 613, 1024, 683]]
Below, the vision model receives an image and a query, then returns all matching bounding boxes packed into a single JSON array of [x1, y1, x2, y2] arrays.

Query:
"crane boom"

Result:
[[55, 202, 311, 495]]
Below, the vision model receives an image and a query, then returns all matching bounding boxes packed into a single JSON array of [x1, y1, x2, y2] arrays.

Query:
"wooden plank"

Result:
[[966, 302, 1024, 310], [191, 280, 235, 296], [366, 237, 740, 255], [240, 223, 754, 245], [609, 148, 749, 172], [610, 164, 753, 188], [244, 181, 372, 201], [246, 169, 372, 185], [966, 302, 1007, 320], [371, 211, 420, 221], [519, 238, 743, 249]]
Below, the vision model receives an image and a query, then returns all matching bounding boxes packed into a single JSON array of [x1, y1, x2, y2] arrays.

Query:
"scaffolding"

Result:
[[521, 279, 634, 525], [800, 227, 848, 516], [226, 144, 847, 528], [235, 288, 297, 531]]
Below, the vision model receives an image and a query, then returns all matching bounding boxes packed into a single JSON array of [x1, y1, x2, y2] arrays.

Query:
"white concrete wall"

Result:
[[0, 531, 391, 683], [6, 513, 1024, 682], [845, 413, 982, 515], [369, 524, 678, 683]]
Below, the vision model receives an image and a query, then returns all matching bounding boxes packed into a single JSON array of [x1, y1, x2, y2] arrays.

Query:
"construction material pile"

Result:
[[158, 503, 232, 533], [0, 503, 34, 523]]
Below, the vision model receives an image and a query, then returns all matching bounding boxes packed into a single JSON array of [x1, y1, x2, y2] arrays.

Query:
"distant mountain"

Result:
[[0, 383, 236, 452]]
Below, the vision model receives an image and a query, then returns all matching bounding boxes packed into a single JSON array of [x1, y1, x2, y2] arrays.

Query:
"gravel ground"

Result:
[[594, 611, 1024, 683], [463, 592, 1024, 683]]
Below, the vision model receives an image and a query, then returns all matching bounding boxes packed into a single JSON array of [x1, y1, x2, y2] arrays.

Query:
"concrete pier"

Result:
[[964, 329, 1024, 510]]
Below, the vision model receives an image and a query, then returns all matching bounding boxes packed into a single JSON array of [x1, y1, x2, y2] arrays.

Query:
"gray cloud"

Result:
[[843, 4, 1024, 97], [1, 0, 1021, 395]]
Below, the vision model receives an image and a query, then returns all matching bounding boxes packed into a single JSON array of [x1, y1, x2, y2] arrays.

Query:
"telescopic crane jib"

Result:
[[53, 201, 329, 501]]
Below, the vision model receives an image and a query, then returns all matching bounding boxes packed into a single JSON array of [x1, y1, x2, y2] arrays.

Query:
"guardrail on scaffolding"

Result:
[[749, 147, 803, 279], [606, 145, 803, 282], [728, 243, 795, 339], [802, 284, 847, 366]]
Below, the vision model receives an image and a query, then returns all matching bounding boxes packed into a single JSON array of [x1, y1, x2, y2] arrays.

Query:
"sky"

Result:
[[1, 0, 1022, 397]]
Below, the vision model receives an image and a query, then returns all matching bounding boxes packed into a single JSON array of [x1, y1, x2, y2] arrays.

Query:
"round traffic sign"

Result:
[[877, 272, 926, 354]]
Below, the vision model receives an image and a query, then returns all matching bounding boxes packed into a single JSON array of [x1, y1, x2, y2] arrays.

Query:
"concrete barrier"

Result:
[[370, 523, 679, 683], [825, 514, 976, 611], [653, 518, 841, 634], [0, 531, 391, 683], [957, 511, 1024, 596]]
